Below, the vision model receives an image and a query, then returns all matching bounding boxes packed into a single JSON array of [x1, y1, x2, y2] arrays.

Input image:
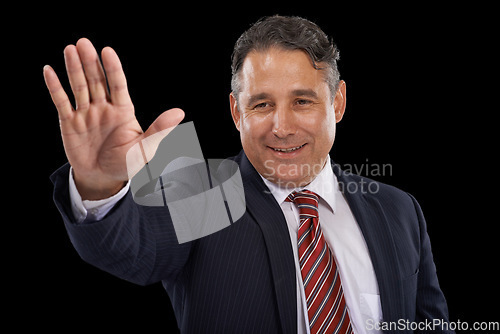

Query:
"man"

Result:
[[45, 15, 452, 333]]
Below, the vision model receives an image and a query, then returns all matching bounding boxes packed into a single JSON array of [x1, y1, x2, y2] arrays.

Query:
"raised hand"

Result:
[[44, 38, 184, 200]]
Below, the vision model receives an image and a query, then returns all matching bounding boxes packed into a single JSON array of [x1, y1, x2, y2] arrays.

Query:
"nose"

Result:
[[272, 106, 297, 138]]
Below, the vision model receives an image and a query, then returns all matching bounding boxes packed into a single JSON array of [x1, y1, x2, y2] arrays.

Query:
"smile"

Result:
[[270, 144, 306, 153]]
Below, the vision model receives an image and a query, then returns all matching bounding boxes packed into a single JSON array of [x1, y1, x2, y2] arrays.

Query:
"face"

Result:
[[230, 47, 346, 188]]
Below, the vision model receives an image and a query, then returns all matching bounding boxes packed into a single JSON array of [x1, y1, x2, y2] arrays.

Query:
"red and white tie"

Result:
[[287, 190, 353, 334]]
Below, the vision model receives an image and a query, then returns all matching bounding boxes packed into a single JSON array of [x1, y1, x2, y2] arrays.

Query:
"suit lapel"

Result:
[[236, 152, 405, 328], [332, 162, 405, 323], [239, 152, 297, 334]]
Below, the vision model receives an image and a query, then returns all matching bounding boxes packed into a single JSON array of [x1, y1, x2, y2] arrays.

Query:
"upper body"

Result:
[[45, 15, 453, 333], [51, 150, 451, 333]]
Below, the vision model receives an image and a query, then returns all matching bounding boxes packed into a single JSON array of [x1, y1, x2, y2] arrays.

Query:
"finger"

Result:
[[43, 65, 74, 120], [142, 108, 185, 163], [144, 108, 185, 138], [101, 47, 132, 107], [75, 38, 109, 103], [64, 45, 90, 110]]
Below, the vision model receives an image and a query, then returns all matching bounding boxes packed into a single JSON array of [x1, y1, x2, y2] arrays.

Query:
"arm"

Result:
[[51, 163, 191, 285]]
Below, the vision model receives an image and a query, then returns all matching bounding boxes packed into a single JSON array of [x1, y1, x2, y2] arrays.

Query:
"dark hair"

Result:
[[231, 15, 340, 103]]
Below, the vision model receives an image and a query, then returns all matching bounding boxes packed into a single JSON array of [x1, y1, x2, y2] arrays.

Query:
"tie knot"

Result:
[[286, 190, 319, 219]]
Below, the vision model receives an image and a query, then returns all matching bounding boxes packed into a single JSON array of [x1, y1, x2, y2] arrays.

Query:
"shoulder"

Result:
[[332, 162, 419, 218], [332, 162, 424, 261], [333, 162, 409, 199]]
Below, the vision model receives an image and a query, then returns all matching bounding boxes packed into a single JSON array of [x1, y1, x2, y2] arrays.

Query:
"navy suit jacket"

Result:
[[51, 151, 452, 333]]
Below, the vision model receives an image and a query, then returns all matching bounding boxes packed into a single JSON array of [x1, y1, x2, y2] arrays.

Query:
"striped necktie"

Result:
[[286, 190, 353, 334]]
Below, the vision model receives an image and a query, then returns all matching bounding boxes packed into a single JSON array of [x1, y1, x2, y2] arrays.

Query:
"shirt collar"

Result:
[[259, 155, 337, 213]]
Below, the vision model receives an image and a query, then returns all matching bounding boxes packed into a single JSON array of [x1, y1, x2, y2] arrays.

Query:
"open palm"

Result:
[[44, 38, 184, 199]]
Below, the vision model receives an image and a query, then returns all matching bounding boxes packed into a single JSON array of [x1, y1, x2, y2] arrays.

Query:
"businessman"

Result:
[[45, 15, 452, 333]]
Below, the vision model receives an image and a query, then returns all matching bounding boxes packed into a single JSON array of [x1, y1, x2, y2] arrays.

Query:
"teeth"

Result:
[[272, 144, 305, 152]]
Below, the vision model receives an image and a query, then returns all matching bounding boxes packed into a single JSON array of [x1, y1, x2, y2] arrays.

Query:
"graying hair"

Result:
[[231, 15, 340, 104]]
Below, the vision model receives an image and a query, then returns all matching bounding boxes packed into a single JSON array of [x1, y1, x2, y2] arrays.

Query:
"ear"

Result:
[[333, 80, 347, 123], [229, 92, 241, 131]]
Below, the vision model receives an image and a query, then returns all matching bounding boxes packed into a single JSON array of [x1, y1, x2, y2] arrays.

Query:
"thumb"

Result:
[[144, 108, 185, 138], [126, 108, 185, 179], [141, 108, 185, 161]]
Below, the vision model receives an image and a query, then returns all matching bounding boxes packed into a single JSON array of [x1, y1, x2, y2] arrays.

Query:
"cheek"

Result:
[[241, 112, 271, 137], [239, 113, 268, 151], [308, 108, 336, 147], [321, 116, 336, 144]]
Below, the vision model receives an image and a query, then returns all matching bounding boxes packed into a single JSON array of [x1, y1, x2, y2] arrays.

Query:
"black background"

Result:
[[9, 2, 498, 332]]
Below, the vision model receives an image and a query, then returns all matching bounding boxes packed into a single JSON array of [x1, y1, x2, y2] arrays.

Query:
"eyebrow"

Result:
[[291, 89, 319, 99], [246, 89, 319, 107], [247, 93, 271, 107]]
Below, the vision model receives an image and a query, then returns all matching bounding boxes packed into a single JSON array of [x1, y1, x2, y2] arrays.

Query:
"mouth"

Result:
[[268, 143, 306, 153]]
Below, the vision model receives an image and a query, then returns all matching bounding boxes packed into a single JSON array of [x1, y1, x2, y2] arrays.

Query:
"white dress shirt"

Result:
[[260, 155, 382, 334], [68, 155, 383, 333]]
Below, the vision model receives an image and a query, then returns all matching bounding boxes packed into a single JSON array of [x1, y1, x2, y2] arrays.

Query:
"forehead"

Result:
[[239, 47, 329, 98]]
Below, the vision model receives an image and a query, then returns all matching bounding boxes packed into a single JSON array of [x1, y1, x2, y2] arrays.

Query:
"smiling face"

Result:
[[230, 47, 346, 188]]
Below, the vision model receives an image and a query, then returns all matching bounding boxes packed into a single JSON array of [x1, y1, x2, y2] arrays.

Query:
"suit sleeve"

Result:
[[409, 193, 454, 333], [50, 163, 192, 286]]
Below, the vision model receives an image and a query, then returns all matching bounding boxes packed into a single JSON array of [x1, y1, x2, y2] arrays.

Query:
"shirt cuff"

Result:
[[68, 167, 130, 223]]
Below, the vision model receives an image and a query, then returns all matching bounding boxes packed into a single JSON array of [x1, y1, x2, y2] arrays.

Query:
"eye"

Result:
[[295, 99, 312, 106], [253, 102, 270, 110]]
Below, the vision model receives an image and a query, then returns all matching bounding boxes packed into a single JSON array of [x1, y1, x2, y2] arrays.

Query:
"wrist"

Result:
[[72, 169, 127, 201]]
